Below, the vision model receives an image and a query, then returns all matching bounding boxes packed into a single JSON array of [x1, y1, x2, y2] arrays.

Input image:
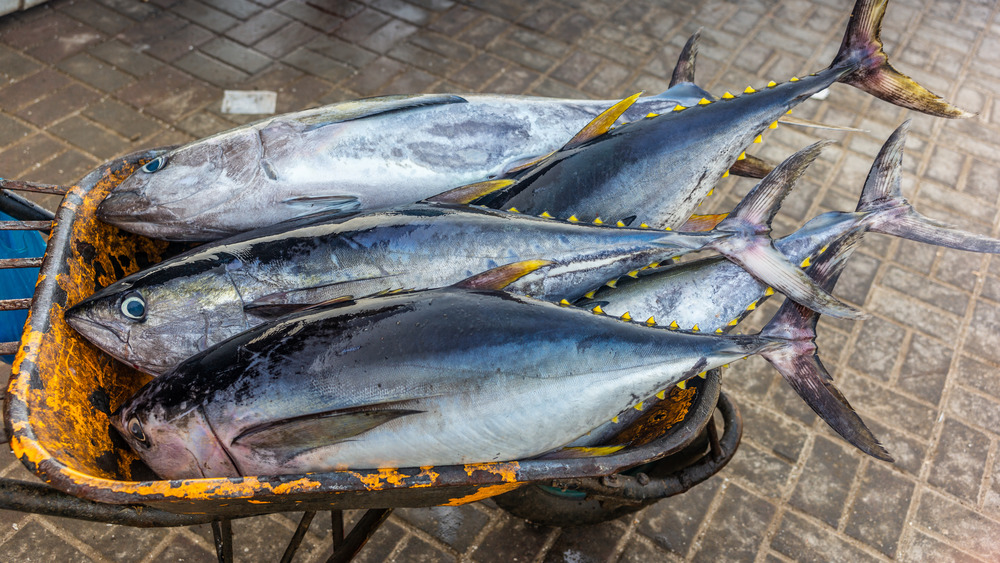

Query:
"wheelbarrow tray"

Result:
[[4, 149, 721, 518]]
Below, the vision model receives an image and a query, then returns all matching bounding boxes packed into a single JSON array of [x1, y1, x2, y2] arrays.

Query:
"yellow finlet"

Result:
[[612, 416, 619, 423], [539, 211, 553, 218], [656, 390, 666, 400], [634, 401, 644, 411], [737, 152, 746, 160], [584, 289, 597, 299], [627, 270, 639, 278], [621, 312, 632, 321], [722, 91, 735, 99], [765, 287, 775, 296], [746, 301, 757, 311], [648, 262, 660, 269], [790, 76, 799, 82], [668, 320, 679, 330], [728, 318, 739, 326], [769, 121, 779, 129], [698, 371, 707, 379], [564, 92, 642, 149], [593, 217, 603, 225], [715, 328, 723, 334], [744, 86, 756, 94], [722, 170, 729, 178], [559, 299, 572, 307], [677, 380, 687, 390], [615, 220, 626, 227], [692, 324, 700, 332], [646, 316, 656, 326], [646, 112, 659, 118], [508, 207, 519, 213], [800, 256, 811, 268], [567, 215, 579, 223], [723, 364, 730, 368], [639, 223, 650, 229], [753, 134, 763, 144], [592, 305, 604, 315], [767, 80, 777, 87], [819, 244, 829, 254], [698, 97, 712, 105], [673, 105, 686, 112], [663, 226, 672, 231], [707, 188, 714, 197], [605, 279, 618, 288]]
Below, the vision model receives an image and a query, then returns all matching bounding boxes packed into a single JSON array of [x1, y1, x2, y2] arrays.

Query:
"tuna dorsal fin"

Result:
[[293, 94, 469, 130], [424, 179, 516, 204], [669, 29, 701, 87], [454, 259, 553, 291], [232, 402, 423, 461], [562, 92, 643, 151]]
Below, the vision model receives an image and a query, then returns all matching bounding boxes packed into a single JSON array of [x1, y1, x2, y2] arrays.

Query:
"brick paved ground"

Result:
[[2, 0, 1000, 560]]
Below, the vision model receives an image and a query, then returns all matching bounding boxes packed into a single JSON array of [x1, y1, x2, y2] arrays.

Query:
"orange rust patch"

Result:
[[462, 461, 520, 482], [610, 386, 697, 447], [442, 482, 524, 506]]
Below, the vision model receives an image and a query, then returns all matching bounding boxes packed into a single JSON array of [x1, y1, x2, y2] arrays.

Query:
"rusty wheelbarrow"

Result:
[[1, 149, 742, 561]]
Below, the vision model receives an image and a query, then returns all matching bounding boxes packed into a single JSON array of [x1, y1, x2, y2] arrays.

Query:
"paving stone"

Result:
[[155, 532, 215, 562], [0, 114, 33, 147], [957, 355, 1000, 400], [35, 148, 99, 184], [49, 116, 131, 160], [308, 35, 379, 68], [845, 463, 915, 557], [472, 513, 553, 563], [95, 0, 160, 21], [451, 53, 506, 90], [226, 10, 293, 46], [282, 47, 354, 82], [87, 40, 164, 77], [542, 521, 626, 563], [691, 483, 775, 561], [16, 84, 100, 127], [0, 69, 72, 111], [458, 15, 508, 50], [395, 505, 490, 553], [637, 476, 720, 556], [864, 418, 928, 477], [56, 52, 134, 92], [901, 529, 983, 563], [173, 0, 239, 32], [389, 41, 466, 75], [934, 249, 985, 294], [927, 418, 990, 504], [175, 111, 236, 139], [739, 401, 810, 461], [25, 23, 104, 64], [897, 332, 952, 405], [0, 520, 95, 562], [790, 436, 862, 527], [336, 7, 393, 43], [964, 299, 1000, 365], [0, 134, 64, 178], [392, 534, 456, 562], [771, 511, 882, 563], [276, 0, 346, 33], [55, 517, 170, 563], [58, 0, 134, 35], [211, 0, 264, 19], [726, 440, 795, 497], [379, 67, 438, 95], [143, 23, 216, 63], [847, 316, 906, 381], [371, 0, 432, 25], [915, 490, 1000, 559], [200, 37, 273, 74], [174, 50, 250, 87], [617, 536, 677, 563], [0, 46, 41, 83]]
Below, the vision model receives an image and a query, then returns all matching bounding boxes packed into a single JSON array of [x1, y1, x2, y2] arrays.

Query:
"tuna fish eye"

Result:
[[120, 292, 147, 321], [140, 156, 167, 174], [127, 416, 148, 445]]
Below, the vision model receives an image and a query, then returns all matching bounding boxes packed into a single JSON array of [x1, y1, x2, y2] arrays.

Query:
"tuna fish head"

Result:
[[112, 401, 239, 479], [99, 129, 266, 241], [65, 263, 248, 374]]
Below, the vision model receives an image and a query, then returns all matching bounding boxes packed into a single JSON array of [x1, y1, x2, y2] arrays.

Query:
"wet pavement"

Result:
[[2, 0, 1000, 560]]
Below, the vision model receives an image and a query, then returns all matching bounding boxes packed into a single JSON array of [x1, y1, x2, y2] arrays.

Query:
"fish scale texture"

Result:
[[1, 0, 1000, 561]]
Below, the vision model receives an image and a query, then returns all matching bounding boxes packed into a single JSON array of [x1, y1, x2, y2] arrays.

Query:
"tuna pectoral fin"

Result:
[[761, 346, 892, 461], [245, 295, 355, 320], [454, 259, 553, 291], [832, 0, 971, 118], [233, 404, 423, 461], [711, 139, 864, 319], [283, 194, 361, 216], [680, 214, 728, 232], [425, 179, 516, 204]]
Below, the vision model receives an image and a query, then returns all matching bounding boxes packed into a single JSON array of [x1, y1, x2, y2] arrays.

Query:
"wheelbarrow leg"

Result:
[[212, 519, 234, 563], [279, 511, 317, 563], [325, 508, 393, 563], [331, 510, 344, 549]]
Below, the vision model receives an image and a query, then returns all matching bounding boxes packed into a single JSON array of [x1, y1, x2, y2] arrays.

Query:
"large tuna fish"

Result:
[[111, 260, 852, 479], [95, 33, 731, 242], [570, 122, 1000, 457], [470, 0, 971, 230], [67, 142, 850, 374]]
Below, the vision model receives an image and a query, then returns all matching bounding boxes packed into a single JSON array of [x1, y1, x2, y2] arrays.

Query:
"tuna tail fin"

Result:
[[709, 140, 866, 319], [859, 121, 1000, 253], [759, 234, 893, 461], [832, 0, 972, 118]]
